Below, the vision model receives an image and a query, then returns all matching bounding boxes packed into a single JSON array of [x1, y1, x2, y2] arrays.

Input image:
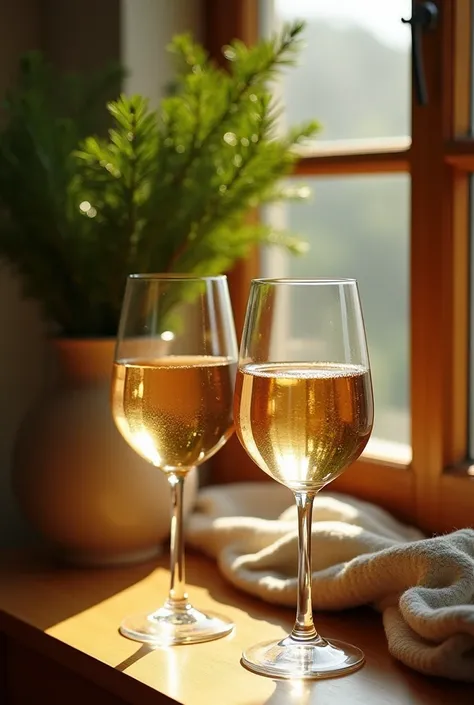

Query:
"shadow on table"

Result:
[[115, 643, 157, 672], [184, 552, 474, 705], [245, 672, 474, 705], [183, 549, 293, 631], [0, 549, 159, 631]]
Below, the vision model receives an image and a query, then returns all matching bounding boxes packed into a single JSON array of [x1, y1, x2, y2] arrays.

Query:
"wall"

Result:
[[121, 0, 202, 104], [0, 0, 46, 546], [0, 0, 201, 546], [42, 0, 120, 72]]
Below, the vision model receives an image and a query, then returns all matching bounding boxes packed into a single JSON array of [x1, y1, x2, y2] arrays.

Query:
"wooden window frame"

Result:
[[204, 0, 474, 533]]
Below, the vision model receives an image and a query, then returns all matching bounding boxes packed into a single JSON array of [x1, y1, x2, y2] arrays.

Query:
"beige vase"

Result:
[[12, 338, 198, 566]]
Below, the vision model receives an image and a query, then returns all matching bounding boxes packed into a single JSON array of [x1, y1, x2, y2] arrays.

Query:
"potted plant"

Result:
[[0, 23, 318, 564]]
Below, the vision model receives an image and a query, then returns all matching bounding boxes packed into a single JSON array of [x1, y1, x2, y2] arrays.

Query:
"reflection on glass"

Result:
[[263, 174, 410, 454], [272, 0, 411, 141]]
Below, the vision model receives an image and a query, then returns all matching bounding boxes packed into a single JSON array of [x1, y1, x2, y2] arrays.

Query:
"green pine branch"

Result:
[[0, 22, 320, 337]]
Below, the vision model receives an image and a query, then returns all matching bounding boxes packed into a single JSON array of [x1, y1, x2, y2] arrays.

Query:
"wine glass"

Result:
[[234, 278, 374, 679], [111, 274, 238, 645]]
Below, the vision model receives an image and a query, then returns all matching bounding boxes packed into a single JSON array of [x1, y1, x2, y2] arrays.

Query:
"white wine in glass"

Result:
[[234, 278, 374, 678], [112, 274, 238, 645]]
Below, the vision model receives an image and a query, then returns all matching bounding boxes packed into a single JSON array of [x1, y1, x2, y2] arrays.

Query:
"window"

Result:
[[206, 0, 474, 533], [261, 1, 412, 462]]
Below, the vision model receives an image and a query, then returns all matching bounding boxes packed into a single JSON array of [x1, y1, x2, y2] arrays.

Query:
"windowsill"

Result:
[[364, 437, 412, 465], [294, 136, 412, 158], [444, 462, 474, 479], [0, 550, 472, 704]]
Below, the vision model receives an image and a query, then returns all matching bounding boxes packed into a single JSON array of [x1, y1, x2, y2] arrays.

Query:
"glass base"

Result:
[[241, 635, 365, 680], [119, 600, 234, 646]]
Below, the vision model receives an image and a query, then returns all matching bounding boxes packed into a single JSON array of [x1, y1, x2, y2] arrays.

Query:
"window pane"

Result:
[[469, 176, 474, 458], [471, 0, 474, 134], [270, 0, 412, 141], [262, 175, 411, 457]]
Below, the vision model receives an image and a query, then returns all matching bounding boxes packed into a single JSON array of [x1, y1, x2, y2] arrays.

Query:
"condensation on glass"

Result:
[[261, 175, 411, 460], [263, 0, 412, 142]]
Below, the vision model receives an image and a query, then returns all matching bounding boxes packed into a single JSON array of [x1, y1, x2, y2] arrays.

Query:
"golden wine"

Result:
[[234, 362, 373, 491], [112, 356, 236, 472]]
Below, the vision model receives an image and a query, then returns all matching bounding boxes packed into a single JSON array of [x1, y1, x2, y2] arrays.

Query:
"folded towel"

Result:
[[186, 482, 474, 682]]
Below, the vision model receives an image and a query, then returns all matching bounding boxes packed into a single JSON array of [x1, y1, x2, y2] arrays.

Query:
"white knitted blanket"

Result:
[[186, 482, 474, 682]]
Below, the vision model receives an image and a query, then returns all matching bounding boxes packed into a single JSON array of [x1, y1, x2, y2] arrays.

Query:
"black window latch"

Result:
[[402, 1, 439, 106]]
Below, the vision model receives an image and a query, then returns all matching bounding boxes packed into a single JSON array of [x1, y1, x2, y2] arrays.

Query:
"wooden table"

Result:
[[0, 551, 471, 704]]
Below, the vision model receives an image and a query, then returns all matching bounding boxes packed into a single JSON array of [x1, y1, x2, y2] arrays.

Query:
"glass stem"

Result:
[[167, 473, 189, 605], [291, 491, 319, 642]]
